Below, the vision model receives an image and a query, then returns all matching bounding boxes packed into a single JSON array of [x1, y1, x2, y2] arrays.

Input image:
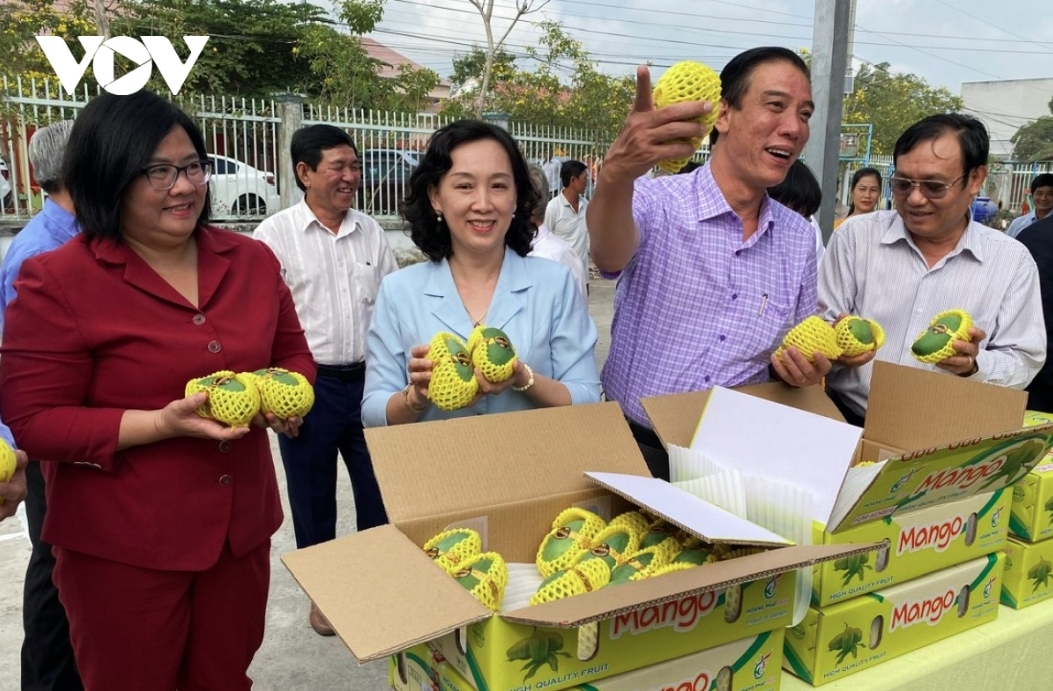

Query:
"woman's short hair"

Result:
[[64, 91, 211, 241], [527, 164, 548, 223], [847, 166, 882, 215], [401, 120, 539, 262]]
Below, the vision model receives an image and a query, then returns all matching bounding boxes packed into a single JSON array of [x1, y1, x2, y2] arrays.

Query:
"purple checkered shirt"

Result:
[[602, 162, 818, 427]]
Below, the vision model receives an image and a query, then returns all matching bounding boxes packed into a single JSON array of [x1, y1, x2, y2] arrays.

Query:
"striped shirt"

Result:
[[602, 162, 819, 427], [1007, 211, 1040, 239], [820, 210, 1045, 416], [253, 199, 398, 365]]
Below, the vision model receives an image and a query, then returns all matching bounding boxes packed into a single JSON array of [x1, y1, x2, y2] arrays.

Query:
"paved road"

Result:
[[0, 278, 616, 691]]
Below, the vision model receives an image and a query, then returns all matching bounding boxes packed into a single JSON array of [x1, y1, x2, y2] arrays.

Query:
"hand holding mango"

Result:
[[652, 61, 722, 174], [186, 368, 315, 429], [426, 326, 519, 412], [911, 309, 974, 364]]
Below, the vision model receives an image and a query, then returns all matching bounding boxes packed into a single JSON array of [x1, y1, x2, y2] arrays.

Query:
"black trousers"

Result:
[[827, 389, 866, 428], [22, 461, 83, 691]]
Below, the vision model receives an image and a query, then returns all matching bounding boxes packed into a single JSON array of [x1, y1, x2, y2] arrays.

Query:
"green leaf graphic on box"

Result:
[[828, 623, 865, 666], [506, 627, 570, 682], [834, 553, 872, 587], [1029, 559, 1053, 592]]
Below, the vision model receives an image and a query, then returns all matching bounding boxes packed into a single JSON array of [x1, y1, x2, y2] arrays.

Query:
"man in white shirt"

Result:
[[253, 125, 398, 636], [821, 114, 1045, 425], [541, 153, 561, 199], [545, 160, 591, 294], [527, 165, 587, 299], [1006, 173, 1053, 238]]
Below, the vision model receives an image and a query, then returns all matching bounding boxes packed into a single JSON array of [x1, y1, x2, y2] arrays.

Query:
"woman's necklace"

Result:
[[466, 307, 488, 328]]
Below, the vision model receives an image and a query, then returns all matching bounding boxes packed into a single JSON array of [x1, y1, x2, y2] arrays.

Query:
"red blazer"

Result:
[[0, 226, 315, 571]]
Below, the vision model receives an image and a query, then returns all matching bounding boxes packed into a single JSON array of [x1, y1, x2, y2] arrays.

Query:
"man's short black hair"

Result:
[[559, 160, 587, 188], [893, 114, 989, 183], [290, 125, 358, 192], [709, 46, 810, 146], [1030, 173, 1053, 193]]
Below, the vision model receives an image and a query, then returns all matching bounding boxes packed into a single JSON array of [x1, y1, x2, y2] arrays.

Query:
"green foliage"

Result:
[[1011, 98, 1053, 162], [842, 62, 963, 155], [0, 0, 96, 80]]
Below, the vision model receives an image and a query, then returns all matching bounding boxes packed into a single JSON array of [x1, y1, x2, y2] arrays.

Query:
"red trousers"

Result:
[[53, 540, 270, 691]]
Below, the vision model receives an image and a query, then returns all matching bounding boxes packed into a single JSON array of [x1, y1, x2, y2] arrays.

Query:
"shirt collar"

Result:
[[40, 198, 80, 242], [881, 211, 986, 263], [694, 162, 777, 239], [297, 198, 360, 238]]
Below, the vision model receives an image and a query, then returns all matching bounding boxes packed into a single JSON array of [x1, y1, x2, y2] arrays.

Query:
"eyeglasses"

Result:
[[889, 174, 964, 200], [141, 160, 212, 191]]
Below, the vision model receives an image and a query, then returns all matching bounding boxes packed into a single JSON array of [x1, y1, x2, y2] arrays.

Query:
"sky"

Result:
[[365, 0, 1053, 104]]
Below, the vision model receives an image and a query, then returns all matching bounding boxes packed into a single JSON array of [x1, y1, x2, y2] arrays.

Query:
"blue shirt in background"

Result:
[[0, 198, 80, 334]]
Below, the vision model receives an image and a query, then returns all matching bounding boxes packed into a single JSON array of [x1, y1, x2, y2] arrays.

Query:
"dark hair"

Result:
[[893, 114, 989, 184], [1030, 173, 1053, 193], [401, 120, 538, 262], [290, 124, 358, 192], [847, 167, 882, 215], [678, 160, 701, 175], [559, 160, 587, 188], [768, 159, 821, 218], [709, 46, 810, 146], [64, 91, 210, 241]]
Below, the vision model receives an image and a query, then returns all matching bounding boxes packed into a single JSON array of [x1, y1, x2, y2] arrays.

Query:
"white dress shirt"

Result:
[[544, 192, 590, 279], [820, 210, 1046, 416], [1007, 211, 1039, 239], [253, 199, 398, 365], [530, 222, 587, 299]]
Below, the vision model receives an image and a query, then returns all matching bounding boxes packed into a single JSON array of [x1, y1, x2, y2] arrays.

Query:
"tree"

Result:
[[465, 0, 550, 117], [0, 0, 97, 81], [1011, 97, 1053, 162], [842, 62, 963, 155]]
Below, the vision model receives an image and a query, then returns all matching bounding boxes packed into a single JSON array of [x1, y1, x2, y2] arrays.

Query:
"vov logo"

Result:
[[35, 36, 209, 96]]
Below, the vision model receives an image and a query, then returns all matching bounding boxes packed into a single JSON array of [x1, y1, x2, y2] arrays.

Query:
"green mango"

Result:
[[911, 314, 962, 357], [847, 318, 874, 344]]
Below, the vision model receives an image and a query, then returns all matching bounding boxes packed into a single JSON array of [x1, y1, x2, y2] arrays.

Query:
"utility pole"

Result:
[[803, 0, 854, 241]]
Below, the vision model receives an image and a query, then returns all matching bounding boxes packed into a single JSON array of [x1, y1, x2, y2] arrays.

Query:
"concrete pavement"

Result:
[[0, 277, 616, 691]]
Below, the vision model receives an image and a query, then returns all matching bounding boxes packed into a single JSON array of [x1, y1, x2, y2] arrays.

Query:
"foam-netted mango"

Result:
[[453, 552, 508, 613], [653, 61, 722, 174], [427, 332, 479, 411], [607, 510, 652, 538], [0, 439, 16, 506], [911, 309, 973, 364], [834, 316, 886, 357], [185, 371, 260, 428], [776, 316, 843, 363], [530, 559, 611, 606], [470, 326, 517, 384], [536, 507, 606, 577], [573, 524, 640, 569], [423, 528, 482, 574], [610, 544, 675, 584], [251, 367, 315, 419]]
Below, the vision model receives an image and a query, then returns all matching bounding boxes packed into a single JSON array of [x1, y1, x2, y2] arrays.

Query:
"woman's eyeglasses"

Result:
[[141, 160, 213, 191], [889, 174, 964, 200]]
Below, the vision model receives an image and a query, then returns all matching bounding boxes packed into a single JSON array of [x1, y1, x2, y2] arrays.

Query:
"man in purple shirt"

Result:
[[589, 47, 830, 479]]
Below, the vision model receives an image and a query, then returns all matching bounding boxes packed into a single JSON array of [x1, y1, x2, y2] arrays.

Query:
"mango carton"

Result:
[[282, 403, 873, 691], [391, 642, 445, 691], [1010, 411, 1053, 542], [810, 489, 1009, 606], [1001, 535, 1053, 609], [783, 553, 1003, 686]]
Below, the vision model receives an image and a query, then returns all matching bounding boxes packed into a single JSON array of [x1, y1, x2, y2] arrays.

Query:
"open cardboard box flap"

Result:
[[282, 402, 881, 664]]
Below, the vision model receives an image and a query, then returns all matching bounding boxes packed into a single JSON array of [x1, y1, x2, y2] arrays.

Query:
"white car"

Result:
[[207, 154, 281, 219], [0, 157, 11, 211]]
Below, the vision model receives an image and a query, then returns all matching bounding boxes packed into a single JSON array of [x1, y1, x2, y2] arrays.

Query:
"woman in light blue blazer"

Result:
[[361, 121, 600, 427]]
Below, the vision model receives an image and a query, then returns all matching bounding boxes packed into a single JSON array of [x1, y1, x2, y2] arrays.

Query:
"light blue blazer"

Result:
[[362, 249, 601, 426]]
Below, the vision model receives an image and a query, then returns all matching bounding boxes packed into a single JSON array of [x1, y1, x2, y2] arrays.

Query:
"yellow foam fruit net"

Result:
[[575, 523, 641, 568], [0, 439, 16, 506], [834, 316, 886, 358], [776, 315, 843, 363], [652, 60, 722, 174], [647, 561, 699, 578], [252, 367, 315, 419], [423, 528, 483, 574], [185, 370, 261, 428], [536, 507, 607, 577], [530, 558, 611, 606], [607, 510, 652, 537], [470, 326, 517, 384], [427, 332, 480, 412], [910, 309, 973, 364], [453, 552, 508, 613]]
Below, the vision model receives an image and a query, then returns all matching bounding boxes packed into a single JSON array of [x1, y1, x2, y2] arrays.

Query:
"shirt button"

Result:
[[192, 313, 206, 325], [219, 474, 233, 487], [208, 340, 222, 353], [719, 335, 726, 342], [704, 376, 711, 383], [731, 294, 738, 300], [218, 441, 231, 452]]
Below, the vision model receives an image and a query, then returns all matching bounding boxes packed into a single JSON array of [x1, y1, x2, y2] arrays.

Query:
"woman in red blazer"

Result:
[[0, 91, 315, 691]]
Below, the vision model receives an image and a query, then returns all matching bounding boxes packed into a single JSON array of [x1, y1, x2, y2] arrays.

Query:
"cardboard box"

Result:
[[1010, 411, 1053, 542], [1001, 535, 1053, 609], [390, 642, 445, 691], [810, 489, 1010, 606], [400, 630, 786, 691], [282, 403, 873, 691], [782, 553, 1004, 686], [643, 362, 1053, 539]]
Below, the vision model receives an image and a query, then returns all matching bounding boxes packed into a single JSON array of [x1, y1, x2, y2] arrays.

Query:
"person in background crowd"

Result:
[[587, 46, 826, 480], [527, 164, 587, 299], [0, 411, 28, 522], [767, 158, 826, 265], [545, 159, 591, 294], [361, 120, 600, 427], [1015, 213, 1053, 412], [0, 119, 84, 691], [253, 124, 398, 637], [1007, 173, 1053, 239], [833, 167, 882, 230], [0, 90, 314, 690], [541, 150, 562, 199], [821, 114, 1044, 425]]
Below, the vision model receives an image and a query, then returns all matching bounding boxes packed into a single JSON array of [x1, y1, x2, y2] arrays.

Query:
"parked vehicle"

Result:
[[207, 154, 281, 219], [0, 157, 12, 211], [356, 149, 418, 216]]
